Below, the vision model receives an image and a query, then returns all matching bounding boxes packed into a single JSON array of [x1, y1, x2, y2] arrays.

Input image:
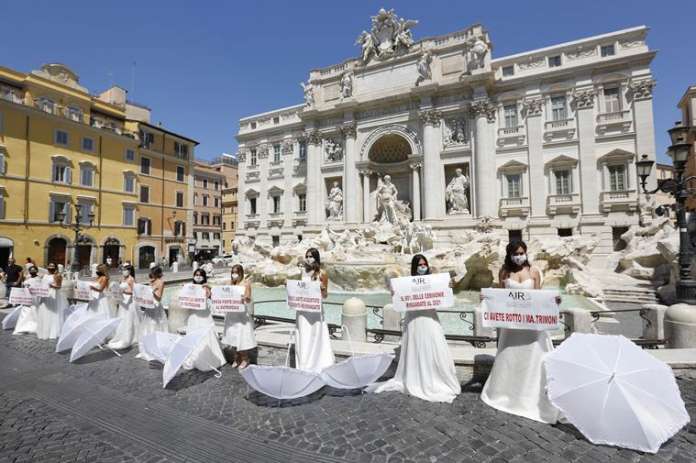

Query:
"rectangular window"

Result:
[[174, 142, 188, 159], [506, 174, 521, 198], [203, 195, 208, 207], [214, 181, 219, 191], [250, 149, 257, 167], [213, 215, 221, 226], [53, 164, 71, 184], [548, 55, 562, 67], [273, 196, 281, 214], [502, 65, 514, 77], [203, 179, 208, 189], [214, 197, 220, 208], [140, 157, 151, 175], [137, 218, 151, 235], [223, 222, 226, 230], [273, 144, 281, 163], [550, 96, 567, 121], [77, 203, 93, 225], [80, 165, 93, 187], [603, 87, 621, 113], [273, 116, 280, 124], [272, 236, 280, 248], [55, 130, 68, 146], [82, 137, 94, 152], [608, 165, 626, 192], [141, 131, 154, 149], [555, 170, 571, 195], [176, 191, 184, 208], [140, 185, 150, 203], [202, 232, 210, 240], [51, 200, 69, 224], [202, 214, 210, 225], [503, 104, 518, 128], [601, 44, 616, 57], [125, 149, 135, 162], [123, 206, 134, 226], [299, 193, 306, 212], [250, 122, 257, 130], [124, 174, 135, 193], [213, 232, 220, 240], [175, 221, 185, 236], [176, 165, 185, 182], [298, 142, 307, 161], [558, 228, 573, 237], [250, 197, 257, 215], [193, 212, 198, 225]]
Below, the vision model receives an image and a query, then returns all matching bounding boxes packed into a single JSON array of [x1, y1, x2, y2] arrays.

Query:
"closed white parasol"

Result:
[[2, 305, 23, 330], [162, 327, 224, 388], [544, 333, 690, 453], [69, 318, 122, 362]]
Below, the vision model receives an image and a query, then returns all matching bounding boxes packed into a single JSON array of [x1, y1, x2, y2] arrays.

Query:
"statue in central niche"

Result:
[[375, 175, 411, 225]]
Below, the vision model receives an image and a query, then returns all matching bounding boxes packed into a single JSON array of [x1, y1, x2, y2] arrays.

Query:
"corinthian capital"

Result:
[[419, 109, 442, 126], [572, 88, 596, 110], [469, 99, 496, 123], [340, 122, 357, 138], [305, 129, 322, 145], [629, 78, 656, 101], [521, 98, 543, 118]]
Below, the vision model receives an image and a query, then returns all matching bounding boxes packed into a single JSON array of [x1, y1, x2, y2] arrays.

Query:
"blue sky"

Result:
[[2, 1, 695, 162]]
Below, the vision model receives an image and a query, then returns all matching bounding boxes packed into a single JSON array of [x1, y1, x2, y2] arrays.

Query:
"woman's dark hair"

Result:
[[193, 268, 208, 284], [28, 265, 39, 275], [305, 247, 321, 269], [504, 240, 531, 271], [230, 264, 244, 281], [149, 266, 163, 280], [122, 263, 135, 278], [410, 254, 430, 277]]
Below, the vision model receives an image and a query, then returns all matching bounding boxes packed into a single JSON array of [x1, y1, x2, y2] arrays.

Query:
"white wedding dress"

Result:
[[372, 309, 461, 403], [183, 297, 225, 371], [13, 278, 40, 335], [107, 282, 139, 349], [294, 271, 335, 372], [481, 278, 560, 423], [88, 286, 114, 319], [36, 275, 67, 340], [222, 284, 257, 351]]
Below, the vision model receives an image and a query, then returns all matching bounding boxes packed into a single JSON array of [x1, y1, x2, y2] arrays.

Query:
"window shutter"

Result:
[[0, 154, 5, 175], [0, 198, 5, 219], [66, 167, 72, 184]]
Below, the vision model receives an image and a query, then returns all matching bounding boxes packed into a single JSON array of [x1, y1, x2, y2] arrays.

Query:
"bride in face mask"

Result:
[[480, 240, 561, 424], [222, 264, 256, 369], [107, 264, 139, 349], [371, 254, 460, 403]]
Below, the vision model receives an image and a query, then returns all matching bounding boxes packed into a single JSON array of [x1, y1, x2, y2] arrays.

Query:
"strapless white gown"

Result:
[[107, 283, 139, 349], [36, 275, 66, 340], [222, 285, 256, 351], [481, 278, 560, 423], [294, 272, 335, 372]]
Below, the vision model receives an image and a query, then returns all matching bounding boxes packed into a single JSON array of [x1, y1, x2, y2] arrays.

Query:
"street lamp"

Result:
[[637, 121, 696, 347], [57, 204, 94, 274]]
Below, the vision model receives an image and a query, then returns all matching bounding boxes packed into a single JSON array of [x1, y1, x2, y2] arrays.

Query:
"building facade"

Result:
[[679, 86, 696, 211], [192, 161, 224, 259], [235, 11, 658, 256], [0, 64, 140, 269], [210, 153, 239, 254]]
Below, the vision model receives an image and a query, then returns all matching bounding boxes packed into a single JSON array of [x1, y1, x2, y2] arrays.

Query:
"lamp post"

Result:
[[56, 204, 95, 275], [637, 121, 696, 347]]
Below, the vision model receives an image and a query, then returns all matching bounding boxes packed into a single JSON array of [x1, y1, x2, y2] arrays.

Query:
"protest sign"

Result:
[[73, 280, 92, 301], [133, 283, 155, 309], [210, 285, 246, 314], [9, 287, 33, 306], [177, 283, 207, 311], [390, 273, 454, 312], [27, 278, 50, 298], [109, 282, 123, 303], [480, 288, 561, 331], [286, 280, 322, 312]]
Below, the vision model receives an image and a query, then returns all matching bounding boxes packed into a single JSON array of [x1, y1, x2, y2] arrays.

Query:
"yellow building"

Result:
[[192, 160, 224, 259], [210, 154, 239, 254], [0, 63, 140, 269], [124, 111, 197, 269]]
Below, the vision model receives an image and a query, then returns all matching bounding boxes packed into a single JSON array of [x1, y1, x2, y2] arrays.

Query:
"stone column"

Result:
[[342, 122, 360, 224], [575, 88, 599, 214], [362, 170, 372, 223], [630, 78, 657, 191], [420, 109, 446, 220], [522, 98, 545, 217], [471, 99, 497, 218], [305, 129, 322, 225], [410, 161, 422, 221]]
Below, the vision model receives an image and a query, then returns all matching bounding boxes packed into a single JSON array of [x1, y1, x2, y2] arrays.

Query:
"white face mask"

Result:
[[511, 254, 527, 266], [231, 273, 240, 282], [193, 276, 204, 284], [417, 265, 429, 275], [122, 270, 131, 277]]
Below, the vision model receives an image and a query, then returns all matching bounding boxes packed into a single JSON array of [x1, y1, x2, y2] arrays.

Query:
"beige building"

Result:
[[679, 86, 696, 211], [210, 154, 239, 254], [192, 160, 224, 259]]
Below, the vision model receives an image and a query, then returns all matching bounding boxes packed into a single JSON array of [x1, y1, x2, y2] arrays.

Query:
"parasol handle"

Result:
[[98, 344, 122, 357], [341, 324, 356, 357], [285, 329, 297, 367]]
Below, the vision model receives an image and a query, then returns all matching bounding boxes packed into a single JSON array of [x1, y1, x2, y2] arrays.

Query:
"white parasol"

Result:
[[69, 318, 122, 362], [2, 305, 23, 330], [162, 327, 224, 388], [139, 332, 181, 363], [544, 333, 690, 453], [321, 353, 394, 389], [55, 303, 92, 352]]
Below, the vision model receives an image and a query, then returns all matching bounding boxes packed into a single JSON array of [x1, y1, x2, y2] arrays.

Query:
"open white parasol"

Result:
[[2, 305, 23, 330], [55, 303, 92, 352], [69, 317, 122, 362], [321, 353, 394, 389], [240, 365, 325, 400], [544, 333, 690, 453], [139, 331, 181, 363], [162, 327, 224, 388]]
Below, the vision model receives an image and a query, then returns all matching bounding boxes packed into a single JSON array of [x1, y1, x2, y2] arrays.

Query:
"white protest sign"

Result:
[[481, 288, 561, 331], [286, 280, 322, 312], [177, 283, 207, 311], [109, 282, 123, 303], [133, 283, 155, 309], [390, 273, 454, 312], [73, 281, 92, 301], [9, 287, 33, 306], [210, 285, 246, 314], [27, 278, 50, 298]]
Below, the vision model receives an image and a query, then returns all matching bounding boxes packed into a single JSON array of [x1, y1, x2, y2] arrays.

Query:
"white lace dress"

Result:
[[36, 275, 67, 340], [222, 284, 257, 351], [294, 271, 335, 373], [480, 278, 561, 424], [372, 309, 461, 403], [107, 281, 139, 349]]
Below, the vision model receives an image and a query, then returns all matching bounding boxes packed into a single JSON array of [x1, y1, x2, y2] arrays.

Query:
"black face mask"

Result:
[[96, 271, 104, 277], [30, 272, 38, 278]]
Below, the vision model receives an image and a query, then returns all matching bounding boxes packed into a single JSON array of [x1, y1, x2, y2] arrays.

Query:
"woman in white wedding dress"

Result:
[[182, 268, 225, 371], [222, 264, 256, 369], [88, 264, 113, 319], [295, 248, 335, 372], [13, 266, 40, 335], [137, 266, 169, 340], [36, 263, 67, 340], [107, 263, 139, 349], [480, 240, 561, 424], [373, 254, 461, 403]]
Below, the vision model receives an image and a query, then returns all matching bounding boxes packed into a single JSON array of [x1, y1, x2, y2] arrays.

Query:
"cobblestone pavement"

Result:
[[0, 323, 695, 463]]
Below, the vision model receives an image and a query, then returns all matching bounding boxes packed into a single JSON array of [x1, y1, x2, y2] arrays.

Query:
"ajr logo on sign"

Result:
[[411, 277, 427, 284], [297, 281, 307, 289], [508, 291, 527, 301]]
